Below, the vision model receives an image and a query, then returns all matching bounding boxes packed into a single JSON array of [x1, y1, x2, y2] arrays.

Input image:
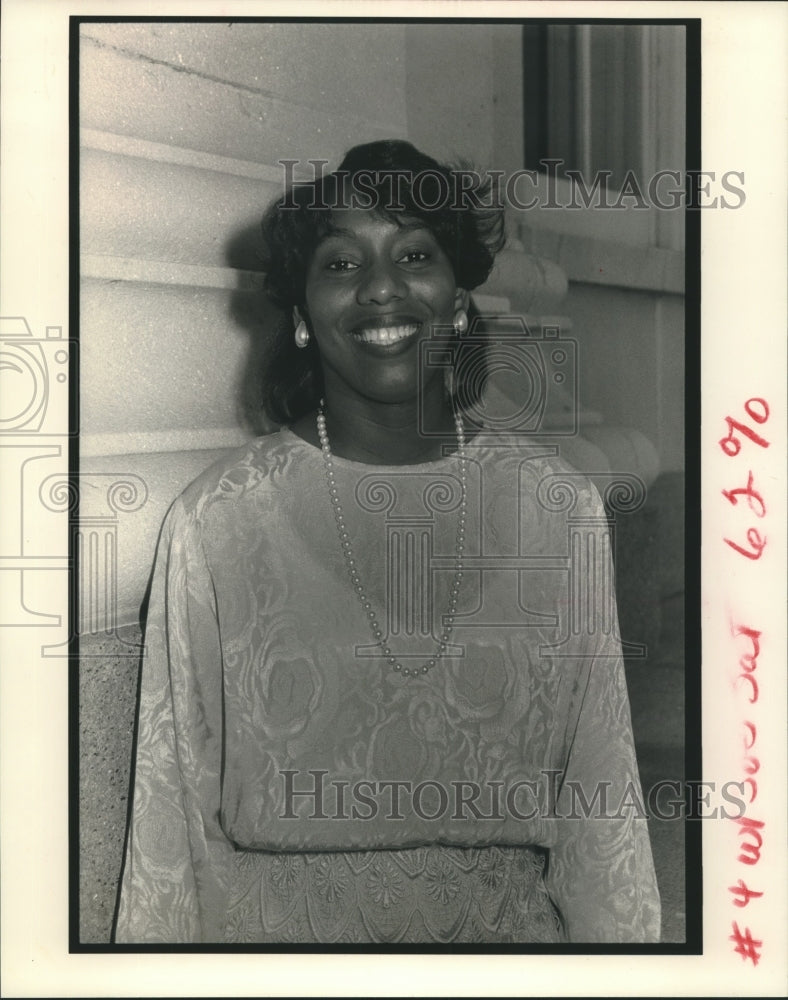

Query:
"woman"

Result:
[[115, 140, 660, 944]]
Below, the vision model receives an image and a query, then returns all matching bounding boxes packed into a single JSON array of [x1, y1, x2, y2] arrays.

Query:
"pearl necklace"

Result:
[[316, 401, 467, 679]]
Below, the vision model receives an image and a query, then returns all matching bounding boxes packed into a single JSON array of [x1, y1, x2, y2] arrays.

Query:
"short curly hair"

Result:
[[259, 139, 505, 425]]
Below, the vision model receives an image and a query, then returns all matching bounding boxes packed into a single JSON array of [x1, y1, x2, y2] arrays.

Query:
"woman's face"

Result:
[[299, 208, 467, 407]]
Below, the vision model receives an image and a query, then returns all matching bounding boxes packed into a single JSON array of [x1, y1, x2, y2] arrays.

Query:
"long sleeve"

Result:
[[541, 482, 661, 942], [114, 497, 234, 943], [545, 645, 662, 941]]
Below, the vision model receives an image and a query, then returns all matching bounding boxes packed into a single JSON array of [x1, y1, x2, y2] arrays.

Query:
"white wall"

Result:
[[80, 22, 411, 630], [80, 21, 574, 631]]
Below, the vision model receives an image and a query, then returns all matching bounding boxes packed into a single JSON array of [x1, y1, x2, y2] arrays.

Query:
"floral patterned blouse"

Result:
[[115, 428, 660, 944]]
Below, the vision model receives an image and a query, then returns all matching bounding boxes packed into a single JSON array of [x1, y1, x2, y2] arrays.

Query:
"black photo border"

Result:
[[68, 12, 701, 956]]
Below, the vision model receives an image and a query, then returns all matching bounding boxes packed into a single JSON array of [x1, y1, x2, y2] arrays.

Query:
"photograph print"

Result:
[[74, 17, 695, 948]]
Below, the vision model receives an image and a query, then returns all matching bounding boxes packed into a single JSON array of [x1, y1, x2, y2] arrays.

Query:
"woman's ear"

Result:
[[454, 288, 470, 313], [293, 305, 314, 334]]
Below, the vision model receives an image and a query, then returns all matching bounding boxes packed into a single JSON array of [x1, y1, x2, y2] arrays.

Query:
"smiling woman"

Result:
[[258, 141, 504, 463], [114, 139, 661, 944], [296, 210, 463, 440]]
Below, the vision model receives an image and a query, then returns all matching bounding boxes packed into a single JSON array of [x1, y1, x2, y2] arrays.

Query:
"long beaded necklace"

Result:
[[316, 400, 467, 679]]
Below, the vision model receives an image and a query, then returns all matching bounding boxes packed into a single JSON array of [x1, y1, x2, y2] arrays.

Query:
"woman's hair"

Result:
[[259, 139, 506, 425]]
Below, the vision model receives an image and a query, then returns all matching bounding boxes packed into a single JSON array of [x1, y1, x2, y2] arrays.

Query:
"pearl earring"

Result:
[[294, 320, 310, 348], [453, 309, 468, 335]]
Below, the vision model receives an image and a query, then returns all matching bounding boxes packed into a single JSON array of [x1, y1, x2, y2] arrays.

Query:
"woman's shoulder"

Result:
[[480, 437, 606, 518], [176, 428, 306, 516]]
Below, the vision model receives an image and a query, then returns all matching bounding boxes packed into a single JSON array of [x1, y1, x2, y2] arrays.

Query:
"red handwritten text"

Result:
[[718, 397, 770, 456], [721, 399, 770, 966]]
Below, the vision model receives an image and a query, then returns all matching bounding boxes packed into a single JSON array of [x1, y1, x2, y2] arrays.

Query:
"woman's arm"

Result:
[[114, 497, 235, 943], [545, 644, 662, 942], [540, 479, 662, 943]]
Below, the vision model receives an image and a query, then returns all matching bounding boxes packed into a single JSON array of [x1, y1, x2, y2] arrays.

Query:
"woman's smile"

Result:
[[350, 315, 422, 351], [300, 208, 464, 404]]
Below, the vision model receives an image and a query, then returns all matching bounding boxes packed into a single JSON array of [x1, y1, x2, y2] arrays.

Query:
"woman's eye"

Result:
[[326, 258, 359, 272], [399, 249, 429, 264]]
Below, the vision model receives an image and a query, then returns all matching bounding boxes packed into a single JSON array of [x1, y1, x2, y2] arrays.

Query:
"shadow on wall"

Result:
[[225, 219, 286, 437]]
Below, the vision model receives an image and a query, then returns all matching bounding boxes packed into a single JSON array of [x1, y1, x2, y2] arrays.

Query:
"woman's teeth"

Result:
[[353, 324, 419, 345]]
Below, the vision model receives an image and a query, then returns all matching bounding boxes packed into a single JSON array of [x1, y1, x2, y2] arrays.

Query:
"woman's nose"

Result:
[[356, 258, 407, 305]]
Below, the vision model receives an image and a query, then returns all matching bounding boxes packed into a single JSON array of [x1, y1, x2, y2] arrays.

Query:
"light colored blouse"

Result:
[[115, 428, 660, 943]]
